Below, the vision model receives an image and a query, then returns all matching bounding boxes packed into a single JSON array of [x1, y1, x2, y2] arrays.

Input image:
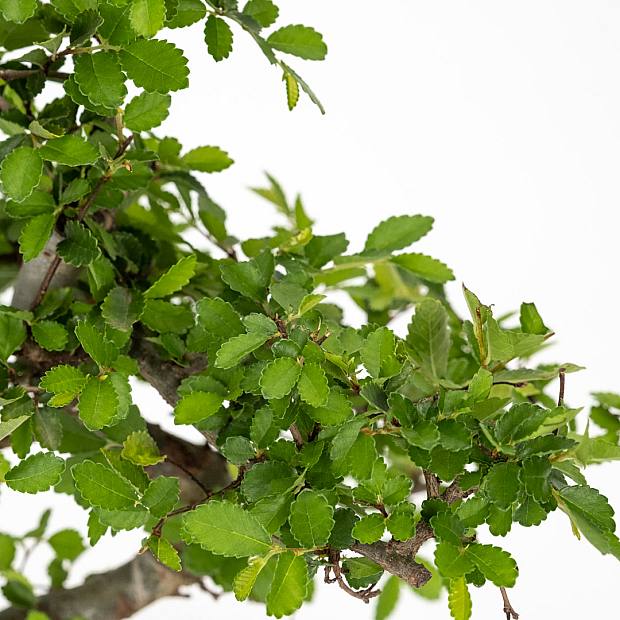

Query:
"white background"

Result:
[[3, 1, 620, 618]]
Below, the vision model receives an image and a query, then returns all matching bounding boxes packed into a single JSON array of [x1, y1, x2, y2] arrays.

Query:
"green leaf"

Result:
[[266, 552, 309, 618], [120, 39, 189, 93], [406, 299, 450, 382], [40, 365, 88, 406], [197, 297, 244, 340], [78, 376, 119, 430], [98, 1, 136, 45], [308, 391, 352, 426], [5, 453, 65, 493], [558, 485, 615, 533], [0, 415, 30, 442], [574, 433, 620, 465], [142, 476, 179, 517], [51, 0, 96, 20], [243, 0, 279, 28], [39, 135, 99, 167], [48, 529, 84, 561], [220, 253, 273, 300], [73, 52, 127, 112], [5, 191, 55, 218], [130, 0, 166, 37], [72, 460, 139, 509], [122, 430, 165, 466], [448, 576, 471, 620], [174, 391, 223, 424], [392, 253, 455, 283], [434, 542, 473, 579], [483, 462, 520, 509], [260, 357, 301, 400], [365, 215, 433, 252], [18, 213, 55, 262], [75, 320, 119, 367], [101, 287, 143, 331], [31, 321, 68, 352], [361, 327, 402, 380], [0, 0, 37, 23], [124, 92, 171, 131], [0, 313, 26, 362], [147, 535, 181, 571], [241, 461, 298, 502], [465, 543, 518, 587], [297, 362, 329, 407], [519, 302, 549, 335], [182, 146, 234, 173], [267, 25, 327, 60], [216, 330, 276, 369], [204, 15, 233, 61], [57, 221, 100, 267], [183, 501, 272, 557], [144, 255, 196, 299], [234, 554, 272, 601], [375, 575, 400, 620], [352, 513, 385, 544], [0, 146, 42, 202], [289, 489, 334, 547]]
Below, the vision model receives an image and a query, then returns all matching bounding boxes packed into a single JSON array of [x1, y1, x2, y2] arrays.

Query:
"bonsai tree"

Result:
[[0, 2, 619, 620]]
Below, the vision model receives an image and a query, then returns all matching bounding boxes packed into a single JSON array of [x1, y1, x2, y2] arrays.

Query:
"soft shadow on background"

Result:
[[3, 1, 620, 618]]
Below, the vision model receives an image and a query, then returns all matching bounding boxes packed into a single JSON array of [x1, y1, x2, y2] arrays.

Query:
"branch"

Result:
[[0, 554, 196, 620]]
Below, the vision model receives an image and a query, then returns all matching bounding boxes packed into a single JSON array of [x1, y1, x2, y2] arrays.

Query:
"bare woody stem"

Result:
[[500, 586, 520, 619]]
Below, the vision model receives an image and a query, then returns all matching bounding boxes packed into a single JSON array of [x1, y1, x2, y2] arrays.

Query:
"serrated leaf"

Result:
[[73, 52, 127, 112], [148, 535, 181, 571], [0, 313, 26, 362], [182, 146, 234, 173], [124, 92, 171, 131], [0, 0, 37, 23], [142, 476, 179, 517], [120, 39, 189, 93], [243, 0, 279, 28], [483, 462, 520, 509], [361, 327, 402, 380], [31, 321, 68, 352], [259, 357, 301, 400], [448, 576, 471, 620], [266, 552, 309, 618], [144, 255, 196, 298], [78, 376, 119, 430], [365, 215, 433, 252], [352, 513, 385, 543], [40, 365, 88, 405], [57, 221, 100, 267], [215, 330, 275, 369], [5, 191, 55, 218], [0, 415, 30, 442], [0, 146, 42, 202], [122, 430, 165, 466], [18, 213, 55, 262], [174, 391, 223, 424], [183, 501, 272, 557], [204, 15, 233, 61], [392, 253, 455, 283], [267, 25, 327, 60], [5, 453, 65, 493], [101, 287, 143, 331], [465, 543, 518, 587], [406, 299, 450, 382], [434, 541, 473, 579], [289, 489, 334, 547], [130, 0, 166, 37], [297, 362, 329, 407], [72, 460, 139, 509], [39, 135, 99, 167], [75, 320, 119, 367], [234, 554, 271, 601]]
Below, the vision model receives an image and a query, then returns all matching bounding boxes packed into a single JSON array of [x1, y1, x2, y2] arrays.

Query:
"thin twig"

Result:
[[500, 587, 519, 619], [324, 549, 381, 604], [557, 367, 566, 406], [166, 458, 211, 495]]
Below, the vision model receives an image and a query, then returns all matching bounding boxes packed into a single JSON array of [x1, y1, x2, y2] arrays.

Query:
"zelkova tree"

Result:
[[0, 2, 618, 620]]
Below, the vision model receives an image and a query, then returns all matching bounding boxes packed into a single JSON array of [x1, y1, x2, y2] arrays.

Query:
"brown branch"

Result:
[[500, 586, 520, 619], [424, 470, 441, 498], [0, 69, 70, 82], [558, 366, 566, 406], [0, 554, 196, 620], [324, 549, 381, 603]]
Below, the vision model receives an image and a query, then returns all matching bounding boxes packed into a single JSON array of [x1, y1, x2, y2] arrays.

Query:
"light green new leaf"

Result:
[[124, 92, 171, 131], [101, 287, 143, 331], [289, 489, 334, 547], [266, 552, 309, 618], [448, 576, 472, 620], [182, 501, 272, 557], [215, 331, 275, 369], [174, 391, 224, 424], [144, 255, 196, 298], [78, 376, 119, 430], [297, 362, 329, 407], [365, 215, 433, 253], [31, 321, 68, 352], [260, 357, 301, 400], [39, 135, 99, 167], [130, 0, 166, 37], [0, 147, 43, 202], [465, 543, 518, 587], [0, 0, 37, 23], [267, 25, 327, 60], [361, 327, 402, 379], [406, 299, 450, 382], [234, 554, 271, 601], [0, 415, 30, 442], [204, 15, 233, 61], [40, 365, 88, 406], [122, 430, 165, 466], [120, 39, 189, 93], [72, 460, 139, 509], [392, 253, 455, 283], [57, 221, 100, 267], [182, 146, 234, 173], [5, 453, 65, 493], [73, 52, 127, 112], [148, 535, 181, 571], [18, 213, 55, 262]]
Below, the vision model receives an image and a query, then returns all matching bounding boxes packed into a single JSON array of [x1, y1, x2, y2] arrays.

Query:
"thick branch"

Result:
[[0, 554, 196, 620]]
